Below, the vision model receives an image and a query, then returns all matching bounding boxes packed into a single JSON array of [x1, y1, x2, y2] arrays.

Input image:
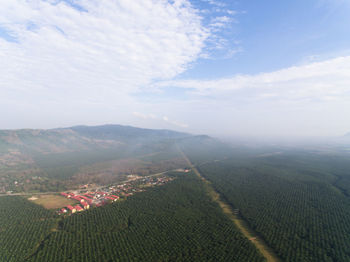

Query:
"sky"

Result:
[[1, 0, 350, 138]]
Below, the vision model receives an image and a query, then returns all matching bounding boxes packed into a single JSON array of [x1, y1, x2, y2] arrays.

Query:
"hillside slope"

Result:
[[0, 125, 191, 193]]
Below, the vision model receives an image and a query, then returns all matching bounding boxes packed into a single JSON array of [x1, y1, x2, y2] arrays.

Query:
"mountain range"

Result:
[[0, 124, 189, 155], [0, 124, 204, 193]]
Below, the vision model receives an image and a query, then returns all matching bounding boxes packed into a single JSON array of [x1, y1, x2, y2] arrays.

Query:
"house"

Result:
[[105, 196, 117, 202], [84, 194, 94, 198], [75, 205, 84, 212], [68, 193, 75, 198], [72, 196, 83, 202], [67, 205, 76, 213], [82, 201, 90, 209], [79, 196, 93, 205], [60, 192, 69, 198], [60, 208, 67, 213], [110, 195, 120, 200]]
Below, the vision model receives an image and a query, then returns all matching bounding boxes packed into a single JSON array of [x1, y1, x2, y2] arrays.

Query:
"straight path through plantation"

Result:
[[179, 148, 281, 262]]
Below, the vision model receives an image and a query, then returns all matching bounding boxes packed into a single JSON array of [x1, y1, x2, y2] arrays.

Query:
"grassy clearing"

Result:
[[30, 194, 77, 209]]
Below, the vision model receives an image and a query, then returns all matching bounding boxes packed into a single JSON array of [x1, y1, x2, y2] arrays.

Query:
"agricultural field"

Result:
[[29, 194, 78, 209], [0, 196, 57, 262], [0, 172, 265, 262], [3, 124, 350, 262], [194, 152, 350, 262]]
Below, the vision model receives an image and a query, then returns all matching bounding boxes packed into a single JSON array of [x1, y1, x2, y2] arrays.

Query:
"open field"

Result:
[[30, 194, 77, 209]]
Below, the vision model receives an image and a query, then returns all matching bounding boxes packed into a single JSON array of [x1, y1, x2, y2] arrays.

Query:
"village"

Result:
[[57, 174, 176, 215]]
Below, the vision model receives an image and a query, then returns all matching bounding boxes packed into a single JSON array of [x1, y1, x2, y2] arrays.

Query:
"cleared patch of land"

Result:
[[30, 194, 77, 209]]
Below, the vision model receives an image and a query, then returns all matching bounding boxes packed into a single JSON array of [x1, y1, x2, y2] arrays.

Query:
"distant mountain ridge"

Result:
[[0, 124, 191, 167], [0, 124, 229, 193], [0, 124, 190, 151], [68, 124, 189, 141]]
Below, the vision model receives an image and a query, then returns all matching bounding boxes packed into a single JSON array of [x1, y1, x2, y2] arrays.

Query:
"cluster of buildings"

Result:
[[59, 191, 120, 214], [58, 175, 175, 215], [140, 176, 174, 186]]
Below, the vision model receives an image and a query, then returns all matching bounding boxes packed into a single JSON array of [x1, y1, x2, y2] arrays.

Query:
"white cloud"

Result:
[[0, 0, 208, 105], [133, 112, 188, 128], [158, 55, 350, 103], [204, 0, 226, 8], [210, 16, 233, 29], [1, 1, 348, 137], [150, 55, 350, 137], [162, 115, 188, 128], [133, 112, 156, 120]]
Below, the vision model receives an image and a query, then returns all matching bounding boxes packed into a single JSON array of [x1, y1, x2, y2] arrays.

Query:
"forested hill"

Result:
[[1, 125, 221, 193], [70, 124, 189, 142], [0, 124, 190, 154]]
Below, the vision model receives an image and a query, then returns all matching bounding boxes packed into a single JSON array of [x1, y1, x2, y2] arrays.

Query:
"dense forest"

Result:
[[0, 172, 265, 262], [195, 152, 350, 262], [0, 197, 57, 262]]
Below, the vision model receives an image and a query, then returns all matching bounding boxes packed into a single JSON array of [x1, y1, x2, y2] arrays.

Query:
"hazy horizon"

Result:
[[1, 0, 350, 137], [1, 123, 350, 146]]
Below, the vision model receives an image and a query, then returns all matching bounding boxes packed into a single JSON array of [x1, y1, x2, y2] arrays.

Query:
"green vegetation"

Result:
[[0, 173, 265, 262], [0, 197, 56, 262], [0, 125, 194, 193], [4, 125, 350, 261], [195, 153, 350, 262]]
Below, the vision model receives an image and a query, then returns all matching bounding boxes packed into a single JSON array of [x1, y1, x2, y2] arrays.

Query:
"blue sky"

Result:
[[1, 0, 350, 137], [182, 0, 350, 78]]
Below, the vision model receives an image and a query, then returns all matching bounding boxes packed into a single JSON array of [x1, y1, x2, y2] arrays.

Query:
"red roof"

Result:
[[60, 208, 67, 213], [105, 196, 115, 200], [72, 196, 82, 201], [61, 192, 69, 197], [110, 195, 120, 199], [79, 196, 93, 203], [75, 205, 83, 211], [80, 196, 92, 201], [82, 202, 89, 206], [67, 205, 75, 211], [84, 194, 94, 198]]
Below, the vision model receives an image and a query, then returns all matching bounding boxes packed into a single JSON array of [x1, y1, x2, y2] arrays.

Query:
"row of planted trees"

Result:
[[198, 158, 350, 262], [1, 172, 267, 262], [27, 173, 265, 262]]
